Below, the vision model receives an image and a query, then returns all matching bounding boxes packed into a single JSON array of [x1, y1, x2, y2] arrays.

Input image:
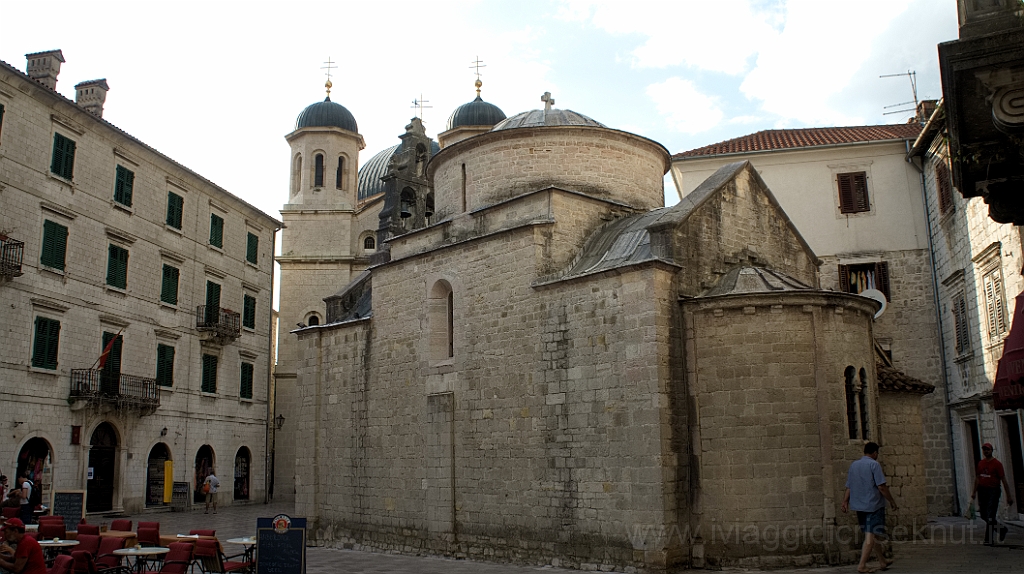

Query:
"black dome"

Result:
[[295, 97, 358, 132], [446, 96, 507, 130]]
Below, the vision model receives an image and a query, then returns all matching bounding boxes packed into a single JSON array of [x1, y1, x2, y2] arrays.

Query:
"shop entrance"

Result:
[[194, 445, 214, 504], [87, 423, 118, 512], [233, 447, 250, 500], [146, 443, 171, 507]]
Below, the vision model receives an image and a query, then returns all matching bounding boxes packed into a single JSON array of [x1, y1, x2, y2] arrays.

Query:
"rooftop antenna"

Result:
[[880, 70, 918, 121], [411, 94, 432, 120], [321, 57, 337, 99]]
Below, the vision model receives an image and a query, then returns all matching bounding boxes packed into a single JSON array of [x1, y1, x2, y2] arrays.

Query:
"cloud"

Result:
[[647, 77, 723, 134]]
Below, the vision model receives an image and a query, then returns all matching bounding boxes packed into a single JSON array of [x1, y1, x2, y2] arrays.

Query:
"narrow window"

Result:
[[31, 317, 61, 370], [113, 165, 135, 207], [50, 133, 76, 180], [166, 192, 184, 229], [201, 354, 218, 393], [952, 292, 970, 355], [246, 232, 259, 265], [40, 219, 68, 271], [314, 153, 324, 187], [983, 267, 1007, 337], [292, 154, 302, 195], [845, 366, 858, 439], [363, 236, 375, 250], [205, 281, 221, 324], [209, 213, 224, 248], [838, 261, 890, 300], [336, 156, 344, 189], [156, 344, 175, 387], [858, 368, 870, 440], [161, 264, 179, 305], [106, 244, 129, 289], [461, 163, 467, 212], [243, 294, 256, 329], [447, 291, 454, 358], [837, 171, 869, 214], [307, 315, 320, 326], [100, 331, 123, 395], [240, 362, 254, 400], [0, 103, 5, 143], [428, 280, 455, 362], [936, 160, 954, 214]]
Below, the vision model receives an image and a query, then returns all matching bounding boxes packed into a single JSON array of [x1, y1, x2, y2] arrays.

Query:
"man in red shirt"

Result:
[[971, 442, 1016, 545], [0, 518, 46, 574]]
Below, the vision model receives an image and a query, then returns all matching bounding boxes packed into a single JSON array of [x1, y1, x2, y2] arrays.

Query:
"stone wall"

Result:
[[877, 391, 930, 533]]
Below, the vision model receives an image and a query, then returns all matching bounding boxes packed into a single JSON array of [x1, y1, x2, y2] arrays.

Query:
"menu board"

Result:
[[49, 491, 86, 531], [256, 515, 306, 574]]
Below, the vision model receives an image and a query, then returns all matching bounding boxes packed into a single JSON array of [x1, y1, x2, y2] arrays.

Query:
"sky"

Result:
[[2, 0, 958, 305]]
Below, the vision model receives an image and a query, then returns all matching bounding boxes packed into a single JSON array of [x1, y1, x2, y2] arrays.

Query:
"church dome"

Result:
[[447, 96, 507, 130], [357, 140, 441, 201], [491, 108, 606, 131], [295, 97, 358, 132]]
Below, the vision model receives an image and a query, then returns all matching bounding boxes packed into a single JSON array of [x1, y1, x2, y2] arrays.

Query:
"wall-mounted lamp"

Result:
[[160, 427, 168, 437], [275, 414, 286, 430]]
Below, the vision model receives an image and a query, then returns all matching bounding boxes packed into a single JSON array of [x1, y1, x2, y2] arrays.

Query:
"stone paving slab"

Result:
[[112, 503, 1024, 573]]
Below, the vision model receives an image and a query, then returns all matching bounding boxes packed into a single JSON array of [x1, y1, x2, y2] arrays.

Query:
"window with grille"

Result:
[[837, 171, 869, 214], [246, 233, 258, 265], [31, 316, 61, 370], [201, 354, 218, 393], [166, 192, 184, 229], [161, 264, 179, 305], [40, 220, 68, 271], [983, 267, 1007, 338], [952, 292, 970, 355], [114, 165, 135, 207], [363, 236, 375, 250], [209, 214, 224, 248], [240, 362, 253, 400], [242, 294, 256, 329], [156, 344, 174, 387], [106, 244, 129, 289], [936, 160, 954, 214], [838, 261, 890, 300], [50, 133, 76, 180]]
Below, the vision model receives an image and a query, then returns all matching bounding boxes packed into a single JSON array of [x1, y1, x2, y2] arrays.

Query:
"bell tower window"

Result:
[[314, 154, 324, 188], [292, 154, 302, 195], [336, 157, 344, 190]]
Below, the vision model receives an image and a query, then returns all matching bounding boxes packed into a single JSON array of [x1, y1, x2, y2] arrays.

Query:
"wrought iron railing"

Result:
[[195, 305, 240, 339], [0, 236, 24, 277], [70, 369, 160, 410]]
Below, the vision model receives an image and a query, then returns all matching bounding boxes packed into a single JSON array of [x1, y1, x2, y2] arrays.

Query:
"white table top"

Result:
[[37, 539, 79, 547], [113, 547, 170, 556], [224, 537, 256, 546]]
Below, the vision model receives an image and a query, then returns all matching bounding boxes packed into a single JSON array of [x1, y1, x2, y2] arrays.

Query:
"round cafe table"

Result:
[[37, 539, 79, 563], [224, 537, 257, 564], [113, 546, 170, 574]]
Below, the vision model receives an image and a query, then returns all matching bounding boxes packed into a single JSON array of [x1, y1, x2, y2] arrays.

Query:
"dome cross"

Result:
[[321, 57, 337, 98], [541, 92, 555, 112]]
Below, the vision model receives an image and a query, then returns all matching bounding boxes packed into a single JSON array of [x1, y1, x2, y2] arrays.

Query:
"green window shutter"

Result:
[[161, 264, 179, 305], [106, 244, 129, 288], [209, 214, 224, 248], [246, 233, 258, 265], [201, 354, 218, 393], [0, 104, 5, 141], [243, 294, 256, 329], [166, 192, 184, 229], [114, 165, 134, 207], [50, 133, 76, 179], [156, 344, 175, 387], [31, 317, 61, 370], [40, 220, 68, 270], [240, 362, 254, 399], [205, 281, 221, 323]]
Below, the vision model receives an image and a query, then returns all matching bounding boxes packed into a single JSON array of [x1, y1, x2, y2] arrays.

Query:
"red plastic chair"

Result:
[[109, 520, 131, 532], [95, 536, 127, 570], [188, 530, 215, 537], [48, 555, 74, 574], [137, 521, 160, 529], [194, 539, 249, 573], [137, 527, 160, 547], [77, 525, 100, 536], [74, 534, 101, 557], [70, 550, 131, 574], [1, 507, 19, 519], [39, 521, 67, 539], [141, 543, 191, 574], [39, 515, 64, 523]]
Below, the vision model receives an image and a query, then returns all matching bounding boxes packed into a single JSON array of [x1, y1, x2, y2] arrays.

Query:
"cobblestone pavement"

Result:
[[113, 502, 1024, 573]]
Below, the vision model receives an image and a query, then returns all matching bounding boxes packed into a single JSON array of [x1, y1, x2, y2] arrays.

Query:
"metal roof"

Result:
[[295, 97, 358, 132], [446, 96, 507, 130], [492, 109, 606, 131]]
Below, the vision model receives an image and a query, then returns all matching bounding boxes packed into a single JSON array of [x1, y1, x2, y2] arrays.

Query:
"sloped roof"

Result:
[[674, 124, 923, 159], [699, 267, 812, 297], [876, 363, 935, 395]]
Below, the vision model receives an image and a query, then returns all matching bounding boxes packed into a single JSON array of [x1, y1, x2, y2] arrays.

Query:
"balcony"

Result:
[[196, 305, 240, 342], [0, 236, 24, 278], [69, 369, 160, 413]]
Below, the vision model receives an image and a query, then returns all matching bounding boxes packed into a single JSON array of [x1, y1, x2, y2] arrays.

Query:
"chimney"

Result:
[[76, 80, 110, 118], [25, 50, 65, 90], [916, 100, 938, 124]]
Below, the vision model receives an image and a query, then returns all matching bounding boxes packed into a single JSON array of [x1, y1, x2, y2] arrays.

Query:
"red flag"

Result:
[[95, 327, 124, 370]]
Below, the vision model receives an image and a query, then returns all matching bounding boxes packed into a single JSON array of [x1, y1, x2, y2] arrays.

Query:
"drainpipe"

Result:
[[906, 140, 961, 515], [265, 226, 280, 504]]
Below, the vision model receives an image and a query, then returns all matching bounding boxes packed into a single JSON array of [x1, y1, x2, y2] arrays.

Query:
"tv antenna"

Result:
[[880, 70, 918, 120]]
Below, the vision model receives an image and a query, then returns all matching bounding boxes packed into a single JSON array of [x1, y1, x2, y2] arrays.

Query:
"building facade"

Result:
[[0, 50, 280, 514]]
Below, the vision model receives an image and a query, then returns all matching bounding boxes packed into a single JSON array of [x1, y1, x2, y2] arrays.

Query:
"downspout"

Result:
[[265, 226, 280, 504], [906, 139, 961, 515]]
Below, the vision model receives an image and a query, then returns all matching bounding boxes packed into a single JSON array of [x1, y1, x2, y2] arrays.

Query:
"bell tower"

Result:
[[377, 117, 435, 253]]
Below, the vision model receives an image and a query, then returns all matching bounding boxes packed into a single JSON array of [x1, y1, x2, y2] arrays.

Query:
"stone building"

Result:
[[281, 86, 935, 570], [908, 101, 1024, 521], [671, 121, 952, 517], [0, 50, 280, 513]]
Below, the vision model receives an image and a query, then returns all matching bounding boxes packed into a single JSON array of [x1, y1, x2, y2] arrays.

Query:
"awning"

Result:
[[994, 292, 1024, 410]]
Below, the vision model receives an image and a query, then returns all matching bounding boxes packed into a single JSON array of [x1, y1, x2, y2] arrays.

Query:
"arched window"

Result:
[[425, 192, 435, 221], [858, 368, 870, 439], [845, 366, 858, 439], [363, 236, 375, 250], [336, 157, 344, 190], [845, 366, 870, 440], [461, 163, 467, 212], [314, 154, 324, 187], [400, 188, 416, 219], [429, 280, 454, 361], [307, 315, 320, 326], [292, 154, 302, 195]]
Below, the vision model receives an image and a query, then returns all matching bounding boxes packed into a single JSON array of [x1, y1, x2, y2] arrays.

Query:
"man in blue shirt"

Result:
[[842, 442, 898, 573]]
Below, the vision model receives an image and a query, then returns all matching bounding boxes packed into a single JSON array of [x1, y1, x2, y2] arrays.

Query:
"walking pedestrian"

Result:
[[203, 471, 220, 514], [970, 442, 1015, 545], [842, 442, 898, 573]]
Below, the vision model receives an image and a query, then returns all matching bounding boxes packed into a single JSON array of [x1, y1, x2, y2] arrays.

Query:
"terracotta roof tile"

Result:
[[876, 363, 935, 395], [674, 124, 923, 159]]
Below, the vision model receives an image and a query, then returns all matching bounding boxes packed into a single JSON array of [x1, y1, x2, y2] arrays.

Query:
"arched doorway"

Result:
[[146, 444, 171, 507], [194, 446, 214, 504], [16, 438, 52, 510], [233, 447, 250, 500], [87, 423, 118, 512]]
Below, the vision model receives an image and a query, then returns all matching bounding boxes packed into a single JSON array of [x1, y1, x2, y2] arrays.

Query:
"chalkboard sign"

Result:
[[49, 491, 86, 532], [256, 514, 306, 574], [171, 482, 190, 512]]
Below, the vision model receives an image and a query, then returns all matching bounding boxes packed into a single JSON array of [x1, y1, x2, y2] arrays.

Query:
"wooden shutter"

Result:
[[156, 344, 174, 387], [107, 245, 128, 288], [161, 265, 179, 305], [838, 264, 851, 293], [32, 317, 60, 370], [243, 294, 256, 329], [210, 214, 223, 248], [936, 160, 953, 214], [166, 192, 184, 229], [202, 354, 218, 393], [205, 281, 221, 324], [837, 172, 869, 214], [953, 293, 970, 354], [240, 362, 253, 399], [41, 220, 68, 270], [984, 269, 1007, 336], [115, 166, 134, 206], [874, 261, 890, 300], [51, 134, 76, 179], [246, 233, 258, 265]]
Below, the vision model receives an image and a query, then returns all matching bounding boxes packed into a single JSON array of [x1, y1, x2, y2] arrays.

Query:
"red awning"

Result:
[[994, 292, 1024, 410]]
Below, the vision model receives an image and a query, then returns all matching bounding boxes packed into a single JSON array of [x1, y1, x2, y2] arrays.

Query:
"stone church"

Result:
[[275, 83, 934, 570]]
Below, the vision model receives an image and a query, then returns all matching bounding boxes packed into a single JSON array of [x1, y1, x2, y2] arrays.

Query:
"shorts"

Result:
[[856, 507, 886, 536], [205, 492, 216, 504]]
